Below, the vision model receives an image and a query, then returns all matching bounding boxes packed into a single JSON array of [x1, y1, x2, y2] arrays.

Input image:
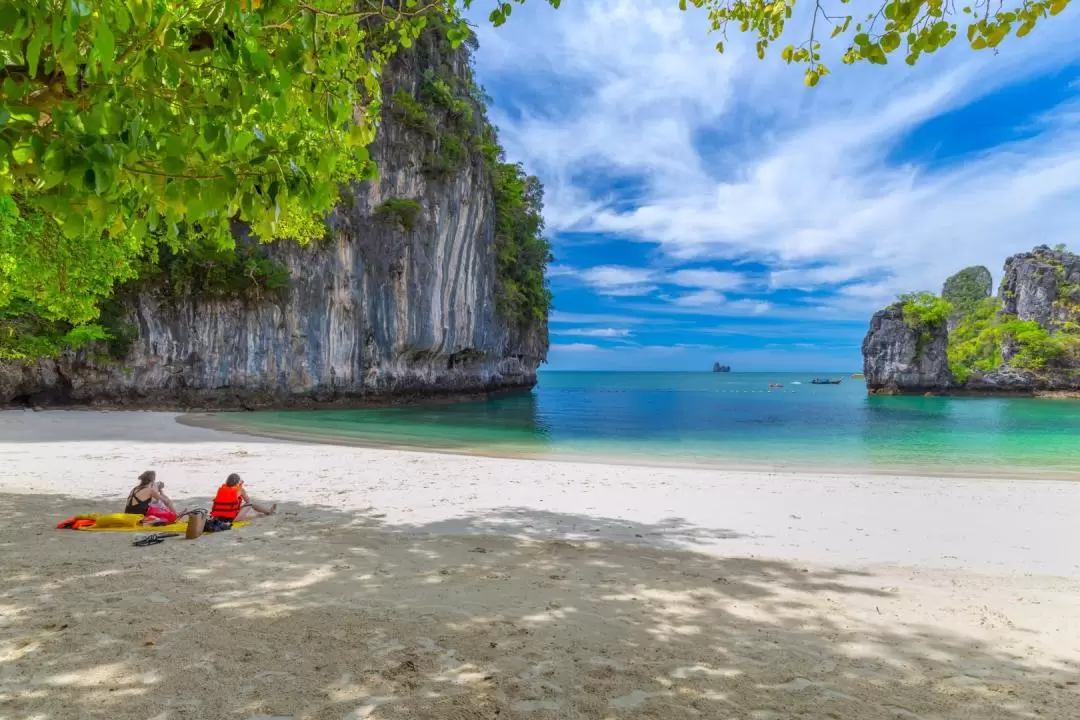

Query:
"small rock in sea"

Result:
[[470, 547, 488, 553]]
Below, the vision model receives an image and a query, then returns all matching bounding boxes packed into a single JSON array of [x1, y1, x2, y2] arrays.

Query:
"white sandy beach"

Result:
[[2, 410, 1079, 719]]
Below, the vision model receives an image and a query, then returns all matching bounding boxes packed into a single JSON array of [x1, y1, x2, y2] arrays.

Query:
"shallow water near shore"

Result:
[[209, 371, 1080, 478]]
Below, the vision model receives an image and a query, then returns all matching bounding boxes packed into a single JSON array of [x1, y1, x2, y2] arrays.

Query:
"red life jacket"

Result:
[[210, 484, 242, 520]]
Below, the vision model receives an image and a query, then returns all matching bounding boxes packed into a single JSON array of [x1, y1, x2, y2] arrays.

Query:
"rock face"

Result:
[[862, 305, 954, 395], [0, 37, 547, 409], [998, 245, 1080, 335]]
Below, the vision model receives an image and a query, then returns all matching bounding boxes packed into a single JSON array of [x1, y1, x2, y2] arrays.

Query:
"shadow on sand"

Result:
[[1, 492, 1077, 719]]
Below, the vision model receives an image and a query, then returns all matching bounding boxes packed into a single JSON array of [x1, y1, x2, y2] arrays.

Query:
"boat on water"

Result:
[[850, 373, 865, 379], [811, 378, 843, 385], [768, 383, 784, 389]]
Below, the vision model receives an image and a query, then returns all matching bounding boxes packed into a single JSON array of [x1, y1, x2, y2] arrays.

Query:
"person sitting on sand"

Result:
[[145, 480, 178, 524], [125, 470, 177, 523], [209, 473, 276, 529]]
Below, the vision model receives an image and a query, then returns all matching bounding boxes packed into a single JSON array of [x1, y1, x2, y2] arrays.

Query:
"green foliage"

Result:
[[96, 298, 139, 360], [947, 297, 1004, 383], [471, 0, 1073, 87], [0, 1, 554, 358], [946, 297, 1077, 380], [941, 266, 992, 316], [676, 0, 1071, 87], [0, 299, 110, 360], [1001, 317, 1065, 370], [0, 0, 508, 356], [898, 291, 952, 351], [148, 239, 291, 303], [423, 134, 468, 177], [422, 69, 474, 123], [0, 195, 142, 326], [375, 198, 423, 232], [390, 89, 436, 135], [492, 161, 552, 325]]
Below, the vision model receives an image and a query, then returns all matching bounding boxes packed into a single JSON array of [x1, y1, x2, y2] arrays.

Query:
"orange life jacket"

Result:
[[210, 484, 242, 520]]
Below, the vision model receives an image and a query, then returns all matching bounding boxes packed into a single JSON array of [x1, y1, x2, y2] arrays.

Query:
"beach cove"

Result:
[[2, 409, 1080, 719]]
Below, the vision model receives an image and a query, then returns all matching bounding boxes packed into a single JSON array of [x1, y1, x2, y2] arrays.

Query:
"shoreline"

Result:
[[0, 381, 539, 412], [4, 409, 1080, 575], [4, 409, 1080, 718], [181, 410, 1080, 482]]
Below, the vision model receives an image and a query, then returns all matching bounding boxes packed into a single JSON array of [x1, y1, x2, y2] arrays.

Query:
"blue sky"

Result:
[[466, 1, 1080, 372]]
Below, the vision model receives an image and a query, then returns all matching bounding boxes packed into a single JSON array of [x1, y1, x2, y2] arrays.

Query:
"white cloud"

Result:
[[472, 0, 1080, 319], [668, 268, 746, 291], [672, 289, 726, 307], [568, 265, 657, 296], [642, 297, 773, 316], [552, 263, 749, 298], [769, 265, 870, 290], [548, 310, 682, 325], [550, 342, 602, 352], [554, 327, 633, 337]]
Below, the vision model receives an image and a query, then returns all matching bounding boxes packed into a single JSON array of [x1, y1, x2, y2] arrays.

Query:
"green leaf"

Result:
[[853, 32, 870, 45], [162, 156, 186, 175], [11, 143, 34, 164], [93, 20, 116, 72], [881, 31, 901, 52], [26, 30, 45, 73], [114, 5, 131, 32]]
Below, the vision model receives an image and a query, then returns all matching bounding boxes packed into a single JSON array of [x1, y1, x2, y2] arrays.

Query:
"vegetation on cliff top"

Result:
[[898, 291, 951, 352], [897, 248, 1080, 384], [941, 266, 992, 316]]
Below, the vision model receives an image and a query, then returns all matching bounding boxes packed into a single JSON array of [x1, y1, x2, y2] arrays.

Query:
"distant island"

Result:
[[712, 363, 731, 373]]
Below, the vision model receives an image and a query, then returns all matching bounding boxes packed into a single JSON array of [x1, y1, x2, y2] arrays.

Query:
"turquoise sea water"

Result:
[[223, 372, 1080, 477]]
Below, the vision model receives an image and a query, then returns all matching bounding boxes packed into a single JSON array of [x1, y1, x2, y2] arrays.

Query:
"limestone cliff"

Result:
[[0, 32, 548, 408], [862, 305, 954, 395], [862, 245, 1080, 396]]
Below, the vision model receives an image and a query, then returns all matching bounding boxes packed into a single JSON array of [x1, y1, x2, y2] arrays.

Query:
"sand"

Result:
[[1, 410, 1079, 719]]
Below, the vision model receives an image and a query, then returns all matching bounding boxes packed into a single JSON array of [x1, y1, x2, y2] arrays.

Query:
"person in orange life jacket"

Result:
[[210, 473, 276, 524]]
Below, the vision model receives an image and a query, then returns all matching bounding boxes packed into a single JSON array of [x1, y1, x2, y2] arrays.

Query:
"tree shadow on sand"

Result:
[[1, 492, 1078, 720]]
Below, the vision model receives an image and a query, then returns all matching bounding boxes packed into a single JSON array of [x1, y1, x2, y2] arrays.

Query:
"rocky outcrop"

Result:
[[942, 265, 992, 332], [0, 34, 547, 409], [862, 245, 1080, 396], [862, 305, 954, 395], [999, 246, 1080, 336]]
